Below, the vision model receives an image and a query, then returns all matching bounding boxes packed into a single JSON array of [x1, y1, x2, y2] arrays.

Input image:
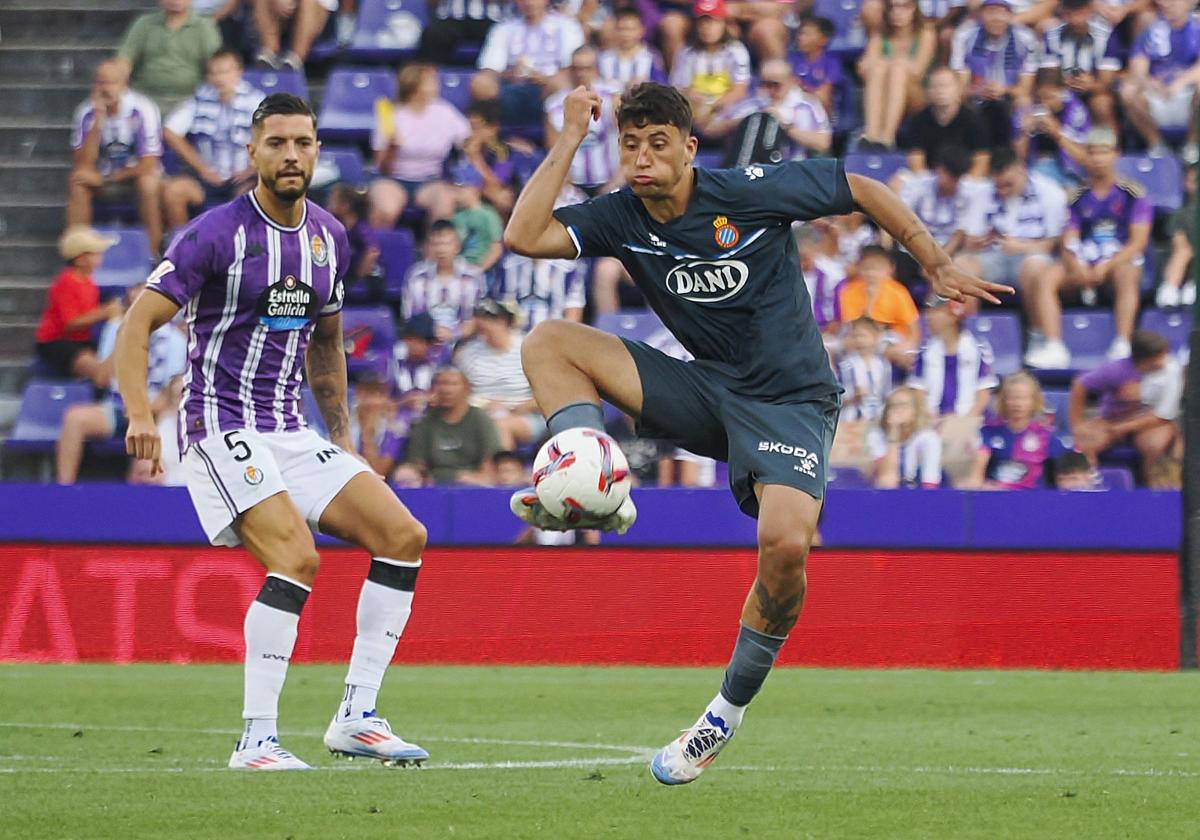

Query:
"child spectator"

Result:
[[1069, 330, 1182, 484], [1118, 0, 1200, 159], [1028, 128, 1150, 368], [965, 371, 1069, 489], [598, 8, 667, 90], [34, 227, 124, 380], [857, 0, 936, 150], [791, 16, 843, 119], [669, 0, 752, 134], [450, 164, 504, 273], [1012, 67, 1089, 186], [838, 317, 892, 422], [395, 366, 501, 486], [949, 0, 1039, 148], [493, 450, 530, 486], [327, 184, 382, 305], [403, 220, 484, 342], [869, 386, 943, 488], [1053, 450, 1099, 490], [904, 297, 997, 419], [393, 313, 443, 424], [351, 364, 406, 479], [835, 245, 920, 361], [459, 99, 520, 216]]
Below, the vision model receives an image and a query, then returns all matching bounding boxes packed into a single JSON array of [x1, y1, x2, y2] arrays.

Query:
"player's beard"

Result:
[[264, 169, 313, 203]]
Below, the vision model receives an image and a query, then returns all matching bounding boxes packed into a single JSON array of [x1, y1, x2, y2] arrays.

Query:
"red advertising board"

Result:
[[0, 545, 1179, 669]]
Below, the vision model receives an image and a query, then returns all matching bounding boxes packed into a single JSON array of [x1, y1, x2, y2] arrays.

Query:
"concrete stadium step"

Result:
[[0, 7, 145, 44], [0, 322, 38, 357], [0, 355, 34, 397], [0, 159, 70, 197], [0, 200, 67, 237], [0, 279, 50, 319], [4, 238, 61, 277], [0, 121, 74, 159], [8, 84, 91, 120], [0, 45, 110, 85]]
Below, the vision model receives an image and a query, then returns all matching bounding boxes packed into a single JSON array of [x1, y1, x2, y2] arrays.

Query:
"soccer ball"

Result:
[[531, 428, 631, 522]]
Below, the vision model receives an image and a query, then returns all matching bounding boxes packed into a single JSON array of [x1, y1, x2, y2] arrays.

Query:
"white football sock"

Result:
[[339, 558, 419, 721], [239, 574, 309, 748], [705, 692, 746, 733]]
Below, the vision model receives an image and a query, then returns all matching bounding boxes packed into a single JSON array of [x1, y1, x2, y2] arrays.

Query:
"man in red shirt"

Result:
[[35, 226, 124, 379]]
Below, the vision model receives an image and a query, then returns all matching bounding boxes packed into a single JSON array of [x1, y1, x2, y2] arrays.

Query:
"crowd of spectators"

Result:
[[28, 0, 1197, 493]]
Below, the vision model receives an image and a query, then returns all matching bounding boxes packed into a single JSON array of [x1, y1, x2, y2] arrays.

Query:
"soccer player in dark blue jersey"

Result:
[[504, 83, 1011, 785]]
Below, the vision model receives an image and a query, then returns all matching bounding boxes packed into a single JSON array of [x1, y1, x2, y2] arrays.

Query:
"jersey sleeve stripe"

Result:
[[564, 224, 583, 259]]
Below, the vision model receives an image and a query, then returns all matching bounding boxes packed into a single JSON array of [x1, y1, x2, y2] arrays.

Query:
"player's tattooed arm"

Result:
[[752, 580, 804, 637], [306, 313, 352, 449]]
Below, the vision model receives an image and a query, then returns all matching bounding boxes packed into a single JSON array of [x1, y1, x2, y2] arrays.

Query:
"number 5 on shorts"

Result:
[[224, 430, 252, 463]]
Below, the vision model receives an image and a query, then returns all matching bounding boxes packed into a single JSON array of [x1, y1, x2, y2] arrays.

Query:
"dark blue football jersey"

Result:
[[553, 160, 852, 402]]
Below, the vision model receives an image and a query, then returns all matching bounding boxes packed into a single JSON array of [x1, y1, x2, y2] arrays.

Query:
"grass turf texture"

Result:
[[1, 665, 1198, 839]]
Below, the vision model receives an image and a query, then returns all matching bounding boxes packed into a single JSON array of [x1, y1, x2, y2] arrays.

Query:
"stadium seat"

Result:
[[341, 305, 397, 378], [694, 150, 723, 169], [5, 380, 95, 453], [376, 228, 417, 302], [966, 312, 1022, 377], [1056, 309, 1116, 376], [594, 311, 665, 343], [243, 69, 308, 99], [348, 0, 427, 62], [1140, 307, 1191, 357], [438, 68, 474, 114], [318, 68, 397, 144], [843, 151, 907, 184], [1041, 388, 1070, 433], [94, 227, 151, 288], [814, 0, 867, 57], [1097, 466, 1134, 491], [311, 145, 366, 190], [1116, 154, 1183, 215]]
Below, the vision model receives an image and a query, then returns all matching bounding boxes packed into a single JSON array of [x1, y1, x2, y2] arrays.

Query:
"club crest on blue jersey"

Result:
[[310, 234, 329, 267], [256, 273, 318, 330], [713, 215, 740, 249]]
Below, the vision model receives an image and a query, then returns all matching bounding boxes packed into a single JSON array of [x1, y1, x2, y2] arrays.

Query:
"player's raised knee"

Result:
[[370, 517, 427, 563], [522, 319, 578, 366]]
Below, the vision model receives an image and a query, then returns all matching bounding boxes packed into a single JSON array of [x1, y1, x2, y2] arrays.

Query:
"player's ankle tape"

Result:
[[546, 402, 605, 436]]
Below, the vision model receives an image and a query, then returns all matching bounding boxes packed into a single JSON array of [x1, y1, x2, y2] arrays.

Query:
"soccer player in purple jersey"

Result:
[[115, 94, 430, 771], [504, 83, 1009, 785]]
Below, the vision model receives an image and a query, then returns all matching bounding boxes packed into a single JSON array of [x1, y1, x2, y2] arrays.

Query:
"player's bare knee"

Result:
[[375, 517, 427, 561], [522, 320, 574, 367], [758, 530, 811, 581]]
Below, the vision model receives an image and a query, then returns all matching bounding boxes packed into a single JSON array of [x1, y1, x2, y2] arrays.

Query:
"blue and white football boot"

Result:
[[650, 710, 736, 785]]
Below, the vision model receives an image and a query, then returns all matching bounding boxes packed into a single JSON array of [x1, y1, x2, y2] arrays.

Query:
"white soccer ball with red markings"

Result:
[[531, 428, 632, 522]]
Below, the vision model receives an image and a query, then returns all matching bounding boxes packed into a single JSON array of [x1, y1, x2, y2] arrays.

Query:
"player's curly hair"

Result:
[[617, 83, 693, 137]]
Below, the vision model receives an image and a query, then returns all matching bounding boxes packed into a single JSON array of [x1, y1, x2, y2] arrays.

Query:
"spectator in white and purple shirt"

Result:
[[670, 0, 752, 132], [869, 386, 944, 488], [1040, 0, 1119, 128], [490, 252, 587, 331], [904, 297, 997, 418], [838, 318, 892, 422], [703, 59, 832, 159], [402, 220, 484, 343], [1117, 0, 1200, 156], [68, 58, 164, 254], [949, 0, 1039, 147], [796, 222, 844, 334], [392, 312, 446, 426], [545, 46, 622, 194], [597, 8, 666, 90]]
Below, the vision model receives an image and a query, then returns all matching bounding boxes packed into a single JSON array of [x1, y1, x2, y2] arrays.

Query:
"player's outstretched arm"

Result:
[[847, 173, 1014, 305], [306, 312, 354, 452], [115, 288, 181, 475], [503, 86, 601, 260]]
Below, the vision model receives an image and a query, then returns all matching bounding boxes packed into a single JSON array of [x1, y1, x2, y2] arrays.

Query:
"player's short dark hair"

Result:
[[800, 15, 835, 39], [466, 98, 502, 126], [428, 218, 458, 238], [617, 82, 693, 136], [252, 92, 317, 132], [208, 47, 243, 67], [1131, 329, 1170, 362], [988, 145, 1021, 174], [858, 244, 894, 265], [931, 144, 971, 179]]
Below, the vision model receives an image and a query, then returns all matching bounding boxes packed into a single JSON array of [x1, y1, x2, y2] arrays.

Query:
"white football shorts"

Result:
[[183, 428, 371, 547]]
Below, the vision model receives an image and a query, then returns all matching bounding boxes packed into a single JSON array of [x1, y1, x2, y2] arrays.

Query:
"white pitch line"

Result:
[[0, 756, 650, 776]]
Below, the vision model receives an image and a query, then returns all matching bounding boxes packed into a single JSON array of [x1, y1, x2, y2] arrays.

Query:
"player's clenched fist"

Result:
[[125, 415, 163, 476], [561, 86, 603, 139]]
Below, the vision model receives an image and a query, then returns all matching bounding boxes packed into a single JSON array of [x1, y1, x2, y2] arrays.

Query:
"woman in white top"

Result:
[[870, 386, 944, 488], [368, 63, 471, 228]]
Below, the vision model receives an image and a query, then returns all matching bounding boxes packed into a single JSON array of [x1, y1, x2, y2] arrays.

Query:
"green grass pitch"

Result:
[[2, 664, 1199, 839]]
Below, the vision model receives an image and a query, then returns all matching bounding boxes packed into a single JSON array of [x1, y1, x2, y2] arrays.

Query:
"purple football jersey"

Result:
[[1068, 181, 1152, 263], [147, 191, 350, 447]]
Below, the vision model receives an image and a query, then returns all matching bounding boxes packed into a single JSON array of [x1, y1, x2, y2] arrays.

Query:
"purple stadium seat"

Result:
[[376, 228, 417, 302], [438, 68, 474, 114], [242, 69, 308, 100], [450, 42, 482, 66], [311, 145, 366, 189], [814, 0, 867, 56], [1060, 309, 1116, 373], [318, 68, 396, 144], [594, 311, 665, 343], [843, 151, 907, 183], [1140, 307, 1191, 357], [94, 227, 150, 288], [348, 0, 428, 61], [694, 150, 723, 169], [1116, 154, 1183, 214], [1041, 388, 1070, 433], [1097, 466, 1134, 491], [966, 312, 1021, 377], [5, 380, 95, 453], [341, 305, 397, 377]]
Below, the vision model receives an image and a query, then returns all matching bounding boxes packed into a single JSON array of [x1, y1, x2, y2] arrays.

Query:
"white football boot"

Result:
[[509, 487, 638, 534], [324, 714, 429, 766], [228, 736, 311, 770], [650, 710, 736, 785]]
